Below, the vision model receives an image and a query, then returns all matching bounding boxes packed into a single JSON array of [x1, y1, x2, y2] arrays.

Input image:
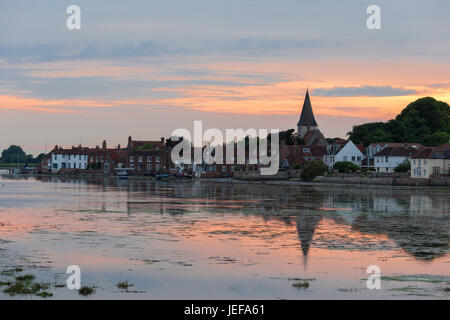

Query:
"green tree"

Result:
[[394, 160, 411, 173], [333, 161, 361, 173], [348, 97, 450, 147], [301, 160, 328, 181], [422, 131, 450, 147], [292, 163, 302, 169], [0, 145, 27, 163]]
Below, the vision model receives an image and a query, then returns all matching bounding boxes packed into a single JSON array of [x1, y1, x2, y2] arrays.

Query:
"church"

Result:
[[297, 90, 327, 146]]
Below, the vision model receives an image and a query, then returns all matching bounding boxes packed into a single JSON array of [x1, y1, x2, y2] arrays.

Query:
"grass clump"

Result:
[[79, 286, 95, 296], [1, 267, 23, 276], [36, 291, 53, 298], [2, 272, 52, 298], [3, 280, 50, 296], [117, 281, 133, 290], [292, 281, 309, 289], [15, 274, 35, 282]]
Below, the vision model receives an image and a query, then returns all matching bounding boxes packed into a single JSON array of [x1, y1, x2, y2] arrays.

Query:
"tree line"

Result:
[[348, 97, 450, 147], [0, 145, 45, 165]]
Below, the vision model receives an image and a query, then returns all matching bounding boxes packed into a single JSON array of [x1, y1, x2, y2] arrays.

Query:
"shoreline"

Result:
[[2, 172, 450, 191]]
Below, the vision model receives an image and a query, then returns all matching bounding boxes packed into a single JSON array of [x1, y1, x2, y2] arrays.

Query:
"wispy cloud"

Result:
[[313, 86, 416, 97]]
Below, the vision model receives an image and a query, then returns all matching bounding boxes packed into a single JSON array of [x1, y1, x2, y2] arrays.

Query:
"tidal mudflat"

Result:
[[0, 173, 449, 299]]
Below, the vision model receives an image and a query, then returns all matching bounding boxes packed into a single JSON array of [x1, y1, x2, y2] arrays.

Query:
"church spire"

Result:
[[297, 89, 318, 127]]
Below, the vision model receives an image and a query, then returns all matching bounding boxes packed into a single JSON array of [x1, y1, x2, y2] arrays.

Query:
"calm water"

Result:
[[0, 173, 449, 299]]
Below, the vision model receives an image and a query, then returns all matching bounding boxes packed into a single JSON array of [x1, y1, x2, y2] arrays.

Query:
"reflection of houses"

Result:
[[409, 194, 450, 215], [411, 143, 450, 178]]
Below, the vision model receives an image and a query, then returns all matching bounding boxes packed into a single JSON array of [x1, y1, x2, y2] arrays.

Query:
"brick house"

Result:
[[126, 136, 171, 175]]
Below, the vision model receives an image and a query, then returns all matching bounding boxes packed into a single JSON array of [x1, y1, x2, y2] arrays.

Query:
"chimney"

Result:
[[128, 136, 132, 144], [161, 137, 165, 143], [117, 144, 121, 150], [103, 140, 107, 149]]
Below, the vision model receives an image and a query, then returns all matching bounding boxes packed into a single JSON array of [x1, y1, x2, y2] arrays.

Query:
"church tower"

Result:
[[297, 89, 319, 139]]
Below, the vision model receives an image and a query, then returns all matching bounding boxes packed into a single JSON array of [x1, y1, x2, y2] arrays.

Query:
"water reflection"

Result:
[[28, 176, 450, 264], [1, 174, 449, 299]]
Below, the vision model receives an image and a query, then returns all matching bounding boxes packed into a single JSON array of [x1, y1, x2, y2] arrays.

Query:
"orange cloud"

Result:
[[0, 95, 116, 114]]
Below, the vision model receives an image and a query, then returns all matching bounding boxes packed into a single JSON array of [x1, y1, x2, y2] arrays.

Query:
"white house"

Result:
[[411, 143, 450, 178], [366, 142, 422, 157], [50, 146, 89, 171], [373, 146, 421, 173], [323, 140, 364, 170], [364, 142, 423, 169]]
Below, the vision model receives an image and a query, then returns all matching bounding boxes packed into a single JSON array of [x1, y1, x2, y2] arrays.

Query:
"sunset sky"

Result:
[[1, 0, 449, 155]]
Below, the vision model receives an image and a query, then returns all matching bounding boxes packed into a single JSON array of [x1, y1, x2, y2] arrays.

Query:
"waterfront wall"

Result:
[[314, 175, 450, 187], [233, 169, 301, 181]]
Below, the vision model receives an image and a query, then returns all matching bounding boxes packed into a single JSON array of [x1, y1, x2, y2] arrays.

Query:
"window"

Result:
[[147, 156, 152, 162], [130, 164, 134, 169], [138, 156, 143, 162], [221, 165, 227, 172], [385, 156, 388, 162], [357, 156, 361, 161], [129, 156, 134, 163], [432, 167, 440, 176], [156, 164, 160, 171], [303, 148, 310, 153], [231, 165, 235, 172], [351, 156, 355, 161], [147, 164, 152, 170], [156, 156, 160, 162]]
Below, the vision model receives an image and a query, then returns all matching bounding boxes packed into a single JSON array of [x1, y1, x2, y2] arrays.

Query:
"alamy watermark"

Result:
[[366, 265, 381, 289], [170, 121, 280, 176], [367, 5, 381, 30], [66, 5, 81, 30]]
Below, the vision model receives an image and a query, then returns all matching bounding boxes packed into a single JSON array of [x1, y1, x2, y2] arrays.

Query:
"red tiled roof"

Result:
[[411, 147, 434, 159], [374, 146, 422, 157]]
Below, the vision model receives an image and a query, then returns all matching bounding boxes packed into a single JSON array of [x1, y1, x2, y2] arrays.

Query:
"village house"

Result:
[[364, 142, 423, 168], [280, 143, 326, 169], [126, 136, 171, 175], [49, 145, 89, 172], [323, 140, 364, 170], [410, 143, 450, 178], [373, 145, 422, 173], [41, 140, 127, 174]]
